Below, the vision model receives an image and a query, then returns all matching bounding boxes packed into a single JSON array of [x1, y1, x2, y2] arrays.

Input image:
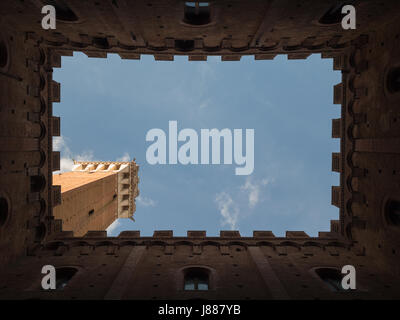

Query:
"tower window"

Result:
[[385, 199, 400, 226], [88, 209, 94, 216], [0, 197, 9, 227], [184, 267, 209, 291], [386, 67, 400, 94], [55, 267, 78, 290], [183, 2, 211, 26], [30, 175, 46, 193], [315, 267, 345, 292], [175, 40, 195, 52], [93, 37, 109, 49], [0, 40, 8, 69]]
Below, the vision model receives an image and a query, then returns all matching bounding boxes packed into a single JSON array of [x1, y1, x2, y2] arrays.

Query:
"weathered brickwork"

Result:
[[0, 1, 399, 299], [53, 172, 118, 237], [0, 231, 398, 300], [52, 160, 139, 236]]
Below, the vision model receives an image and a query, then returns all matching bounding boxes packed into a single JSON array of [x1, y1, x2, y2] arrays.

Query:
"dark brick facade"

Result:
[[0, 0, 399, 299]]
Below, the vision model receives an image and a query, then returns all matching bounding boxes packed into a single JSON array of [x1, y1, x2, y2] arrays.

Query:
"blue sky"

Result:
[[53, 52, 341, 237]]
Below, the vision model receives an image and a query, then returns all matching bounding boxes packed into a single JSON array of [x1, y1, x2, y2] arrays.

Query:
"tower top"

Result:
[[72, 160, 140, 220], [72, 160, 138, 172]]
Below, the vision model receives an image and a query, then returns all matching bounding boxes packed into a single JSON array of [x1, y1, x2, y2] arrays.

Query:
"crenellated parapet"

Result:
[[3, 1, 400, 63], [35, 228, 357, 259]]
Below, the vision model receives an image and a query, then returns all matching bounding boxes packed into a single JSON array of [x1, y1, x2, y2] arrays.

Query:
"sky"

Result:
[[53, 52, 341, 238]]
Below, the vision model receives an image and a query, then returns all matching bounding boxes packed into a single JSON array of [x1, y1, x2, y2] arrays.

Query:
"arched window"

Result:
[[184, 267, 209, 291], [56, 267, 78, 290], [183, 2, 211, 26], [315, 268, 345, 292]]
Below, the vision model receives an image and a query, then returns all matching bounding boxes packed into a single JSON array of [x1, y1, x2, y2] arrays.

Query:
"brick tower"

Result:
[[52, 160, 139, 236]]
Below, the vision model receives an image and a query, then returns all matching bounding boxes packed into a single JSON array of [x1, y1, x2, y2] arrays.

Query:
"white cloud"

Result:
[[214, 176, 273, 230], [53, 136, 73, 173], [106, 219, 122, 236], [53, 136, 96, 173], [199, 99, 210, 110], [241, 178, 260, 208], [261, 178, 270, 186], [116, 152, 130, 162], [75, 150, 96, 162], [136, 195, 157, 207], [240, 177, 272, 208], [59, 157, 74, 173], [53, 135, 69, 151], [215, 192, 239, 230]]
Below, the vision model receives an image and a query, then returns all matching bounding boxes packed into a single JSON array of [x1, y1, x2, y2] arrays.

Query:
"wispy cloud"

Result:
[[214, 176, 272, 230], [215, 192, 239, 230], [136, 195, 157, 207], [241, 177, 271, 208], [106, 219, 122, 236], [199, 99, 210, 110], [116, 152, 131, 162], [53, 136, 96, 173], [53, 136, 74, 172], [53, 137, 132, 173]]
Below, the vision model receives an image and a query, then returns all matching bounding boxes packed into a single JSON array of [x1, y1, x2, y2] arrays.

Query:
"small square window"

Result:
[[184, 267, 209, 291], [184, 1, 211, 26]]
